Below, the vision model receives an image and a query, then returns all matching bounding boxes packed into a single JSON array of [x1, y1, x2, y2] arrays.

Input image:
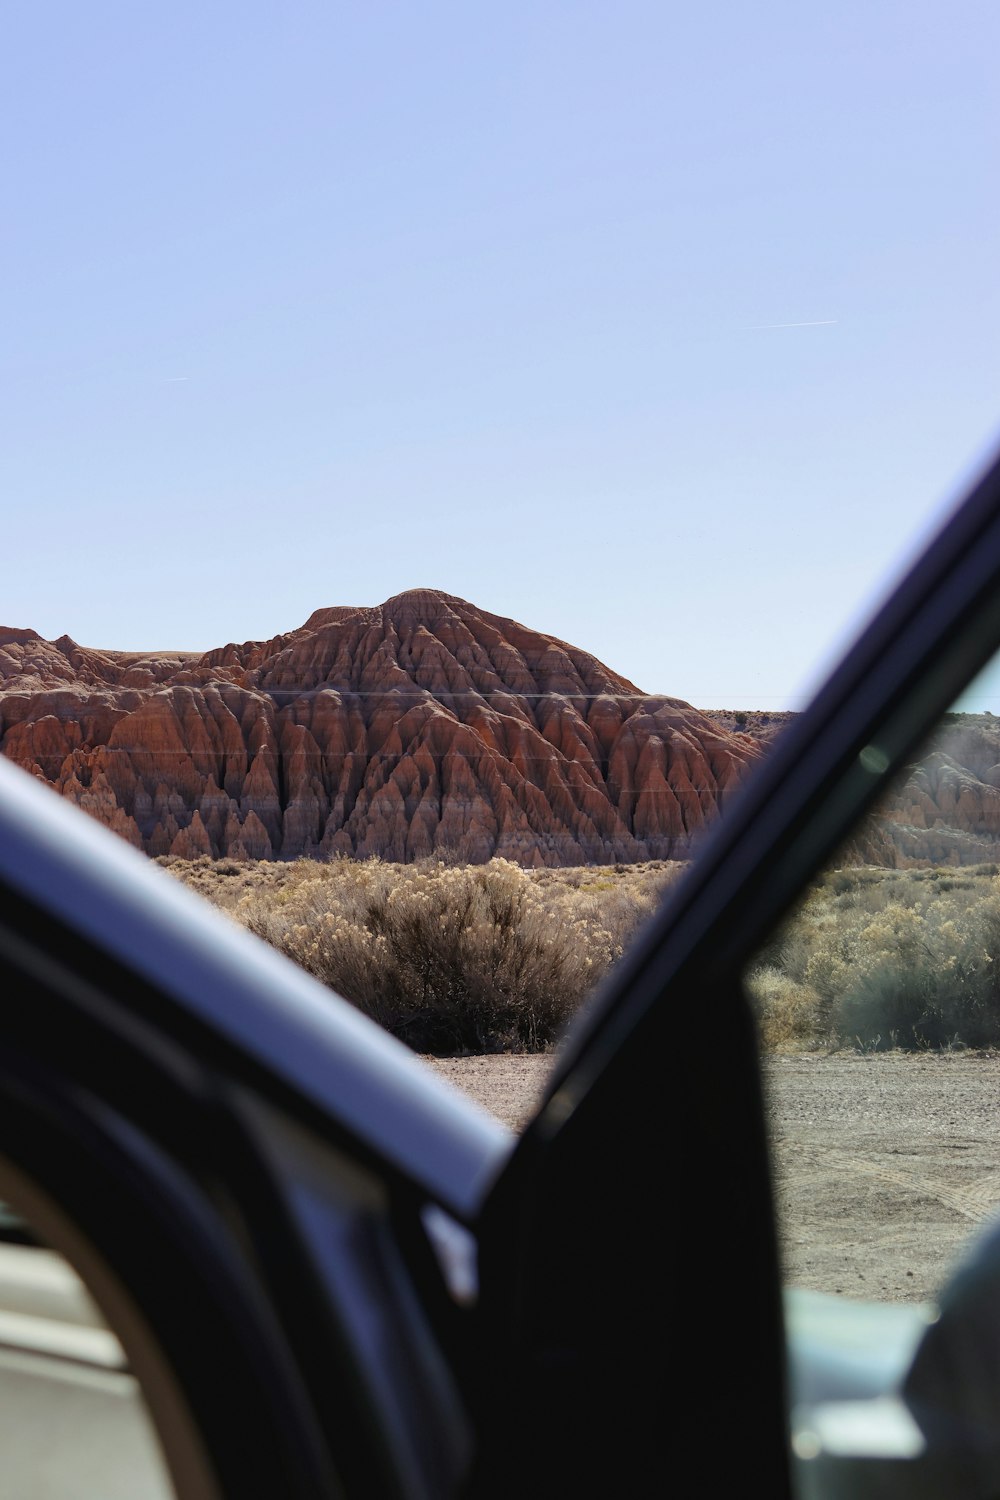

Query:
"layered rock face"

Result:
[[0, 593, 762, 865], [703, 709, 1000, 868], [880, 719, 1000, 866]]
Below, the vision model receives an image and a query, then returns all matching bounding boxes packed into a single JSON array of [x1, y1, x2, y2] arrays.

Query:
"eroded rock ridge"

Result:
[[0, 593, 761, 864], [702, 710, 1000, 867]]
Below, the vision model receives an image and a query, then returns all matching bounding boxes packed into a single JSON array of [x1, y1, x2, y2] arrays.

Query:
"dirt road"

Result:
[[427, 1051, 1000, 1304]]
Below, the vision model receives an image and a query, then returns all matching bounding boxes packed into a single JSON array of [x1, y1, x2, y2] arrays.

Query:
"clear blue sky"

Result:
[[4, 2, 998, 707]]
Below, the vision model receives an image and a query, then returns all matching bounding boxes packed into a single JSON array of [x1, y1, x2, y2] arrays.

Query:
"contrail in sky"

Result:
[[748, 319, 838, 330]]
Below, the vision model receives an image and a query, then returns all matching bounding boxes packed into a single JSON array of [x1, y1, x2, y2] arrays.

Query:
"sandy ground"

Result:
[[424, 1054, 554, 1132], [425, 1050, 1000, 1304]]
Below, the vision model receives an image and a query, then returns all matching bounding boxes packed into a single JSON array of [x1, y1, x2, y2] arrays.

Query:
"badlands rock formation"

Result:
[[881, 719, 1000, 866], [703, 710, 1000, 867], [0, 593, 762, 865]]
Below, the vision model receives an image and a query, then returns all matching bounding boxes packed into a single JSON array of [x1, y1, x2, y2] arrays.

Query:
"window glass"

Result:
[[746, 656, 1000, 1302], [0, 1207, 175, 1499]]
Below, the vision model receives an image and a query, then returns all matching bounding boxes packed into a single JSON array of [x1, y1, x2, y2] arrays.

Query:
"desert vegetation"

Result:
[[160, 854, 1000, 1056], [159, 855, 682, 1053], [747, 864, 1000, 1052]]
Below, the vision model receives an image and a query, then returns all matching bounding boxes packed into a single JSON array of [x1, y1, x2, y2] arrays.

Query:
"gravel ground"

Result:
[[763, 1053, 1000, 1303], [426, 1050, 1000, 1303], [423, 1054, 554, 1131]]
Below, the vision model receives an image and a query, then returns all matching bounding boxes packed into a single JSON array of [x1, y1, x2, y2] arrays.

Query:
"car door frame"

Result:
[[472, 444, 1000, 1495]]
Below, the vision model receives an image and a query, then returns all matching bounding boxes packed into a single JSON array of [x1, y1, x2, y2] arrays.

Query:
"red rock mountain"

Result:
[[0, 592, 762, 865]]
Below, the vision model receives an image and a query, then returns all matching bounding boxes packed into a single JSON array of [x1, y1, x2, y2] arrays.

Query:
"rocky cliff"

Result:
[[0, 592, 762, 865]]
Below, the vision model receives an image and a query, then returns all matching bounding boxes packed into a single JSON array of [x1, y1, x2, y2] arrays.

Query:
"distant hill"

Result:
[[8, 600, 996, 868], [0, 592, 761, 865], [879, 715, 1000, 866], [704, 708, 1000, 868]]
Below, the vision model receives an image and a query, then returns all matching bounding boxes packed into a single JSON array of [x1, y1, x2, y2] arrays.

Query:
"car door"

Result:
[[2, 445, 1000, 1499], [0, 753, 517, 1498], [472, 444, 1000, 1497]]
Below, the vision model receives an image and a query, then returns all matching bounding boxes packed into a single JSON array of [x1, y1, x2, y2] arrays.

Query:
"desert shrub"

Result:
[[169, 853, 1000, 1054], [744, 966, 823, 1050], [745, 868, 1000, 1052], [159, 854, 686, 1052], [225, 857, 667, 1053], [829, 896, 1000, 1049]]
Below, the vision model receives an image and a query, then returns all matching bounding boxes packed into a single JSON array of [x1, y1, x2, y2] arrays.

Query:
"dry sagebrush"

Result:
[[161, 856, 679, 1053], [161, 855, 1000, 1054], [746, 865, 1000, 1052]]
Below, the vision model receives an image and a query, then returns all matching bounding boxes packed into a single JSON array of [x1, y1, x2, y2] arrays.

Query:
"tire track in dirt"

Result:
[[777, 1141, 1000, 1224], [813, 1149, 1000, 1223]]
